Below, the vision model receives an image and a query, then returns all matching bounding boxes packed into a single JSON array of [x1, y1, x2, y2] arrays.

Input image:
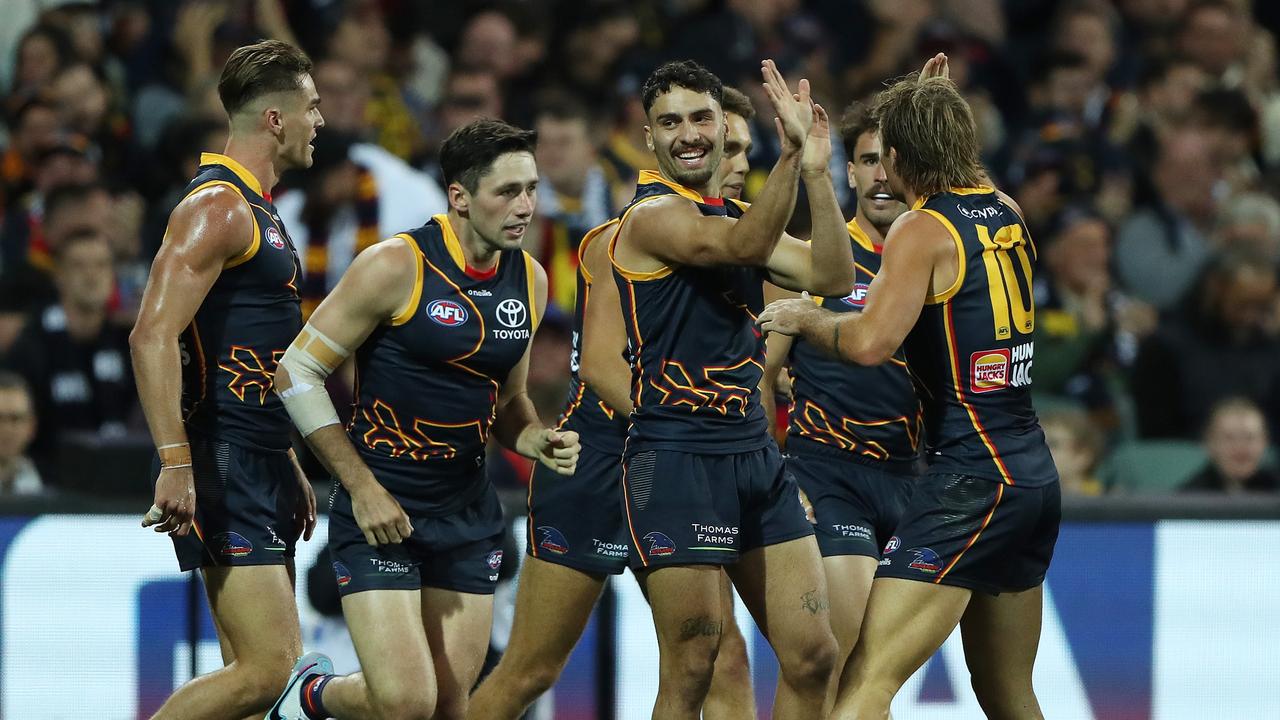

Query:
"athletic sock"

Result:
[[300, 673, 334, 720]]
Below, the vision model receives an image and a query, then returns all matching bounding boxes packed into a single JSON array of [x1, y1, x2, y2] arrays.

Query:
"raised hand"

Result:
[[761, 58, 814, 154], [919, 52, 950, 81], [801, 102, 832, 176]]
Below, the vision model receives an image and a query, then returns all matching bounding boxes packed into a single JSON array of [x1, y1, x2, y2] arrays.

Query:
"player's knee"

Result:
[[235, 656, 295, 710], [711, 631, 752, 685], [665, 637, 720, 690], [970, 673, 1038, 719], [372, 683, 437, 720], [516, 661, 566, 698], [778, 631, 838, 690]]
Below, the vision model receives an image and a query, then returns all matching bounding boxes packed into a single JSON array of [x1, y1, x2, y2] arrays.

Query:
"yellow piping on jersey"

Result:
[[917, 209, 966, 305], [607, 194, 674, 281], [578, 220, 618, 285], [523, 251, 541, 330], [390, 234, 424, 326], [199, 153, 265, 197], [848, 220, 877, 254], [432, 213, 502, 275]]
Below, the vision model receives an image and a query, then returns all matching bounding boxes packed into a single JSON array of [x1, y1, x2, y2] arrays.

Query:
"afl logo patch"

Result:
[[841, 283, 870, 308], [265, 227, 285, 249], [427, 299, 469, 326], [496, 298, 527, 328]]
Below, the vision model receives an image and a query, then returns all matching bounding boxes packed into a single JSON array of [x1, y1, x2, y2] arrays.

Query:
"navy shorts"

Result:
[[526, 443, 629, 575], [328, 478, 506, 596], [622, 443, 814, 570], [877, 473, 1061, 595], [158, 434, 302, 572], [785, 437, 915, 559]]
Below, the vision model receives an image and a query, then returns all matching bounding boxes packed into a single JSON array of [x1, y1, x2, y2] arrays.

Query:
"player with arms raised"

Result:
[[759, 55, 1060, 719]]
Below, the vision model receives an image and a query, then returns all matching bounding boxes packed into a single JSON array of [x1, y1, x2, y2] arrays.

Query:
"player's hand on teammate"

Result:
[[351, 480, 413, 546], [758, 292, 821, 337], [800, 102, 832, 177], [798, 488, 816, 524], [760, 58, 814, 154], [919, 52, 950, 81], [522, 427, 581, 476], [289, 457, 318, 542], [143, 465, 196, 537]]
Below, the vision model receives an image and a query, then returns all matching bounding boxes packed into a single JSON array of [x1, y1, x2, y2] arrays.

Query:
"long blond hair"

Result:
[[872, 76, 985, 197]]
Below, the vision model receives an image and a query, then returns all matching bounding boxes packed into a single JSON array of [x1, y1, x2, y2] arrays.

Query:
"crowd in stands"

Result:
[[0, 0, 1277, 499]]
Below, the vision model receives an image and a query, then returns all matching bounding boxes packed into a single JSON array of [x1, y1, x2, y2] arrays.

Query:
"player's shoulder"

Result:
[[624, 192, 700, 226], [171, 182, 252, 226], [883, 209, 955, 258], [352, 234, 421, 281]]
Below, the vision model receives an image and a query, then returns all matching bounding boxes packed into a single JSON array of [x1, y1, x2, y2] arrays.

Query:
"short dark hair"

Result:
[[54, 226, 109, 260], [641, 60, 723, 115], [217, 40, 313, 116], [44, 182, 105, 224], [440, 119, 538, 192], [838, 101, 876, 160], [0, 371, 31, 398], [720, 86, 755, 121], [535, 88, 593, 126]]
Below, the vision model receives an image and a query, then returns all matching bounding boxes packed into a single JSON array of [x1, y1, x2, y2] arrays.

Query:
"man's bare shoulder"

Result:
[[163, 184, 253, 258]]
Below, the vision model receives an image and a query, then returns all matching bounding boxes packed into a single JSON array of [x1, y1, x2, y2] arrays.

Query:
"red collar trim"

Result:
[[701, 196, 724, 206], [465, 264, 498, 280]]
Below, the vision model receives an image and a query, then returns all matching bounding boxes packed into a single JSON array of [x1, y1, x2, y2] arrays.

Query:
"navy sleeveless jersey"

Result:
[[348, 214, 538, 509], [787, 220, 922, 467], [555, 220, 629, 454], [179, 153, 302, 451], [611, 170, 767, 454], [905, 188, 1057, 487]]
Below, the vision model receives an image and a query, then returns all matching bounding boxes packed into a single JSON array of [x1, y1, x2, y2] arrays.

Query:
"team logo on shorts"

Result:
[[970, 349, 1011, 394], [907, 547, 943, 574], [427, 299, 469, 326], [213, 532, 253, 558], [265, 227, 285, 249], [841, 282, 870, 308], [537, 526, 569, 554], [333, 562, 352, 587], [642, 531, 677, 557], [883, 536, 900, 554]]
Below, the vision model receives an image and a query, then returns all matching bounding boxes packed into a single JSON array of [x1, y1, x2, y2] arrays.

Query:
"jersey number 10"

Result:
[[976, 223, 1035, 340]]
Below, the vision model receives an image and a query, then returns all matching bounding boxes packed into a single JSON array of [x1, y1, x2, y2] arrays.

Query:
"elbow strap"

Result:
[[278, 325, 351, 437]]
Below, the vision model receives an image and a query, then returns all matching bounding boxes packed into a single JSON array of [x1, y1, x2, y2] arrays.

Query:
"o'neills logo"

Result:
[[970, 349, 1010, 394]]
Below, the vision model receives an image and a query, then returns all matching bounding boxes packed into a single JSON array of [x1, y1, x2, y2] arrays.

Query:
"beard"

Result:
[[660, 141, 722, 189]]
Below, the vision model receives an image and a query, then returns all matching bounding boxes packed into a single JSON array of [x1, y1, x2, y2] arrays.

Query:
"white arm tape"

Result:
[[278, 325, 350, 437]]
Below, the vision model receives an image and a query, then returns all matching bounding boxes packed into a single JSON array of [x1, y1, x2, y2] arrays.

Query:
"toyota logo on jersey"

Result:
[[427, 299, 469, 326], [496, 299, 526, 328]]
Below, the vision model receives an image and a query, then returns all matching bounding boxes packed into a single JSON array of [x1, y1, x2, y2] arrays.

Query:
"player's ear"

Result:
[[264, 107, 284, 138], [448, 182, 469, 214], [644, 125, 654, 152], [846, 161, 856, 191]]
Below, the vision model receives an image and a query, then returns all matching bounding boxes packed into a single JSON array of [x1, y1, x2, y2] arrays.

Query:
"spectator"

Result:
[[0, 371, 42, 497], [1, 227, 136, 465], [4, 23, 72, 118], [311, 57, 372, 139], [1115, 128, 1220, 310], [1041, 407, 1105, 496], [1033, 206, 1156, 427], [274, 130, 446, 318], [1215, 191, 1280, 263], [1132, 249, 1280, 439], [528, 92, 617, 311], [0, 99, 61, 206], [1182, 397, 1280, 492]]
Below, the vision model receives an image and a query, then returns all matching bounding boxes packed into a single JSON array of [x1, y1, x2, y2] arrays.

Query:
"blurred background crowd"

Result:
[[0, 0, 1278, 503]]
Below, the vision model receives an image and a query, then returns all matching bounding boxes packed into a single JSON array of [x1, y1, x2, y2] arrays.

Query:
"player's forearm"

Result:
[[300, 424, 379, 492], [800, 311, 891, 366], [581, 354, 634, 416], [493, 392, 544, 457], [731, 148, 802, 264], [129, 332, 190, 449], [803, 170, 855, 296]]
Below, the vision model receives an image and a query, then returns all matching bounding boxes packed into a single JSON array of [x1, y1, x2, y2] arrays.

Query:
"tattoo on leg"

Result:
[[679, 616, 723, 641], [801, 588, 830, 615]]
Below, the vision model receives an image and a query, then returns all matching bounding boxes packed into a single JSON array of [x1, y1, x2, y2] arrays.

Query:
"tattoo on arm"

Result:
[[679, 615, 724, 641], [801, 588, 830, 615]]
